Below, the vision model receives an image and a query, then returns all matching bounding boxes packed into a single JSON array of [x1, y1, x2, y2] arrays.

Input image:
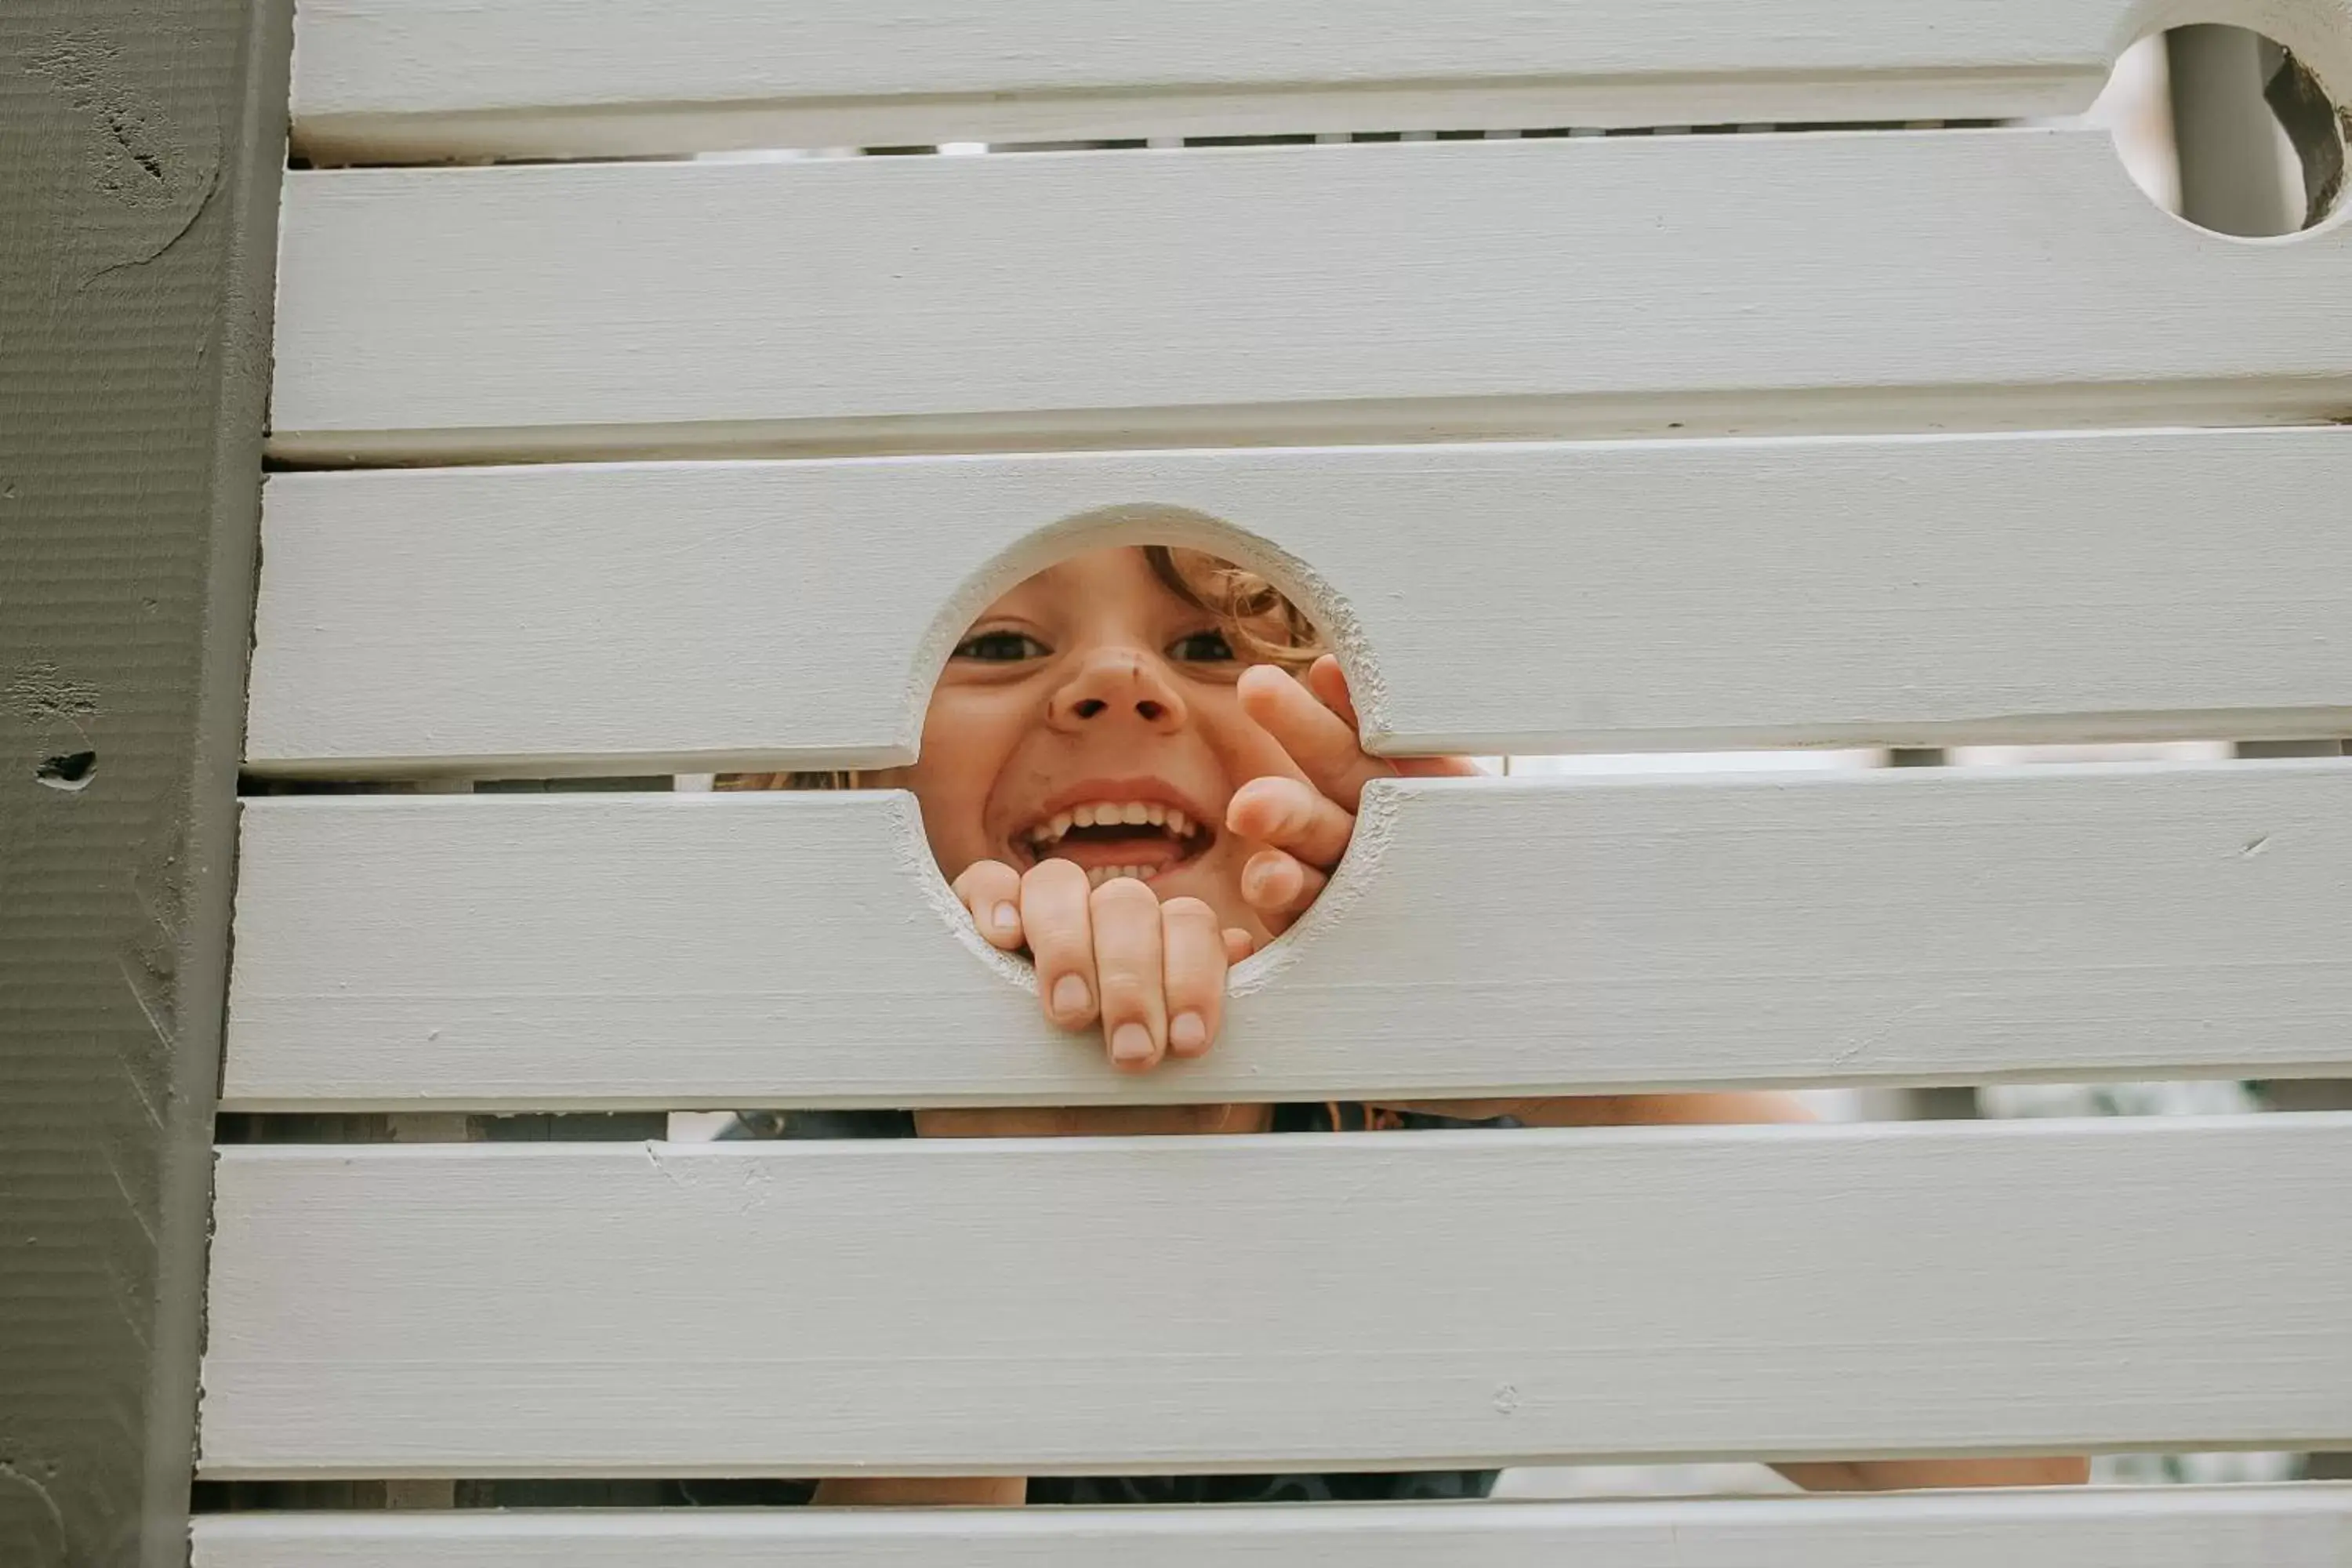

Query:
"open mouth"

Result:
[[1017, 799, 1216, 889]]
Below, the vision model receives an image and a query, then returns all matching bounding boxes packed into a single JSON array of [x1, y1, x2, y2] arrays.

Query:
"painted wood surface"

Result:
[[222, 764, 2352, 1111], [198, 1116, 2352, 1475], [188, 1486, 2352, 1567], [0, 0, 292, 1560], [270, 129, 2352, 462], [283, 0, 2155, 161], [247, 430, 2352, 773]]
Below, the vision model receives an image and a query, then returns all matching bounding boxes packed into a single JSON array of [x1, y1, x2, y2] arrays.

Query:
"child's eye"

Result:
[[953, 630, 1049, 662], [1168, 630, 1236, 662]]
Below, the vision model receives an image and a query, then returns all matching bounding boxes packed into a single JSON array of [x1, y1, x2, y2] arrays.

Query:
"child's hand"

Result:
[[951, 859, 1256, 1071], [1229, 655, 1483, 923]]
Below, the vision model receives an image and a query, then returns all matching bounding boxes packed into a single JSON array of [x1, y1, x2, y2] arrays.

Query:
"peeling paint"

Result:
[[4, 660, 100, 722], [25, 33, 189, 207], [22, 26, 225, 282]]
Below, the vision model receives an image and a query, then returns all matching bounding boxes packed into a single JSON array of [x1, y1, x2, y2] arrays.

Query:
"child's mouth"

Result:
[[1017, 800, 1214, 889]]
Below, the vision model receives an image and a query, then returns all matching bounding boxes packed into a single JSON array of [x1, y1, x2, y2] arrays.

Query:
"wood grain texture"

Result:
[[283, 0, 2143, 161], [222, 764, 2352, 1111], [187, 1486, 2352, 1567], [197, 1116, 2352, 1475], [270, 129, 2352, 462], [247, 429, 2352, 772]]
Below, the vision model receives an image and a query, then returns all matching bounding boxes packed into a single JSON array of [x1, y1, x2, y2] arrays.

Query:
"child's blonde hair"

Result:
[[717, 546, 1324, 793]]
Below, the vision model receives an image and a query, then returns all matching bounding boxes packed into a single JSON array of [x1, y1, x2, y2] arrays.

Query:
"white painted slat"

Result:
[[246, 429, 2352, 772], [286, 0, 2140, 162], [270, 130, 2352, 461], [221, 764, 2352, 1111], [198, 1116, 2352, 1474], [188, 1486, 2352, 1568]]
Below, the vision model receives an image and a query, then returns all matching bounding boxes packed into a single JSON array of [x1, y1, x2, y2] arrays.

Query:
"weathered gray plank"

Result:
[[0, 1, 289, 1563]]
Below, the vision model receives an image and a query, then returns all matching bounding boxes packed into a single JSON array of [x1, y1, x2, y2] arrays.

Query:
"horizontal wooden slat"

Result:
[[270, 130, 2352, 462], [198, 1117, 2352, 1475], [222, 764, 2352, 1111], [187, 1486, 2352, 1568], [247, 429, 2352, 772], [285, 0, 2139, 162]]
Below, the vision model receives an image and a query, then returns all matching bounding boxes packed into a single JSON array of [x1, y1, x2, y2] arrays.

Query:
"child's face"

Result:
[[869, 546, 1310, 942]]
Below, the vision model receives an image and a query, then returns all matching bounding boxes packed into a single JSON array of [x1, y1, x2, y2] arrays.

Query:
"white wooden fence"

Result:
[[198, 0, 2352, 1559]]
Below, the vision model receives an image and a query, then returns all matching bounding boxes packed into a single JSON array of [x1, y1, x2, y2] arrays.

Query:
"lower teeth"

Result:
[[1087, 866, 1149, 889]]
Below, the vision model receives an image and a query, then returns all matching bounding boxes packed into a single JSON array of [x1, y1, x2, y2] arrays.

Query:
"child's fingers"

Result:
[[1241, 848, 1329, 918], [1224, 928, 1257, 964], [1393, 753, 1491, 779], [1159, 897, 1229, 1059], [1307, 654, 1485, 782], [1237, 662, 1391, 812], [1019, 859, 1098, 1031], [1226, 775, 1356, 871], [1305, 654, 1360, 728], [1088, 877, 1167, 1072], [950, 859, 1027, 950]]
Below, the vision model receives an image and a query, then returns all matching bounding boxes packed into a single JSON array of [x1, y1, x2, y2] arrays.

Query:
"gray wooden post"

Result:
[[2166, 24, 2302, 236], [0, 2, 290, 1563]]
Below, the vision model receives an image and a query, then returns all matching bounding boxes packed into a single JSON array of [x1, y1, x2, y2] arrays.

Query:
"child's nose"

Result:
[[1047, 648, 1189, 733]]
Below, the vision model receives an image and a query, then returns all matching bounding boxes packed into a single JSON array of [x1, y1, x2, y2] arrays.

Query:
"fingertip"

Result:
[[1167, 1010, 1210, 1058], [1047, 971, 1094, 1026], [1223, 928, 1256, 964], [1109, 1021, 1159, 1069], [1237, 662, 1290, 699], [1236, 662, 1308, 728], [1087, 872, 1159, 916], [1242, 849, 1305, 911], [1308, 655, 1359, 726], [1023, 855, 1088, 897], [1225, 775, 1301, 838]]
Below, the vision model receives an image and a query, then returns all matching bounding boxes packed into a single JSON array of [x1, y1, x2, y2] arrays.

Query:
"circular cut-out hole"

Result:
[[36, 750, 96, 790], [2096, 24, 2346, 235], [717, 537, 1376, 1067]]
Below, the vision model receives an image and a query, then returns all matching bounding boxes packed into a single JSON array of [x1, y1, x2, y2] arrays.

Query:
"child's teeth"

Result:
[[1037, 801, 1207, 848]]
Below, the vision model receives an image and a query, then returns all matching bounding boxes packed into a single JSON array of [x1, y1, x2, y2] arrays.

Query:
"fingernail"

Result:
[[991, 901, 1020, 936], [1051, 974, 1091, 1018], [1169, 1011, 1207, 1053], [1110, 1022, 1155, 1063]]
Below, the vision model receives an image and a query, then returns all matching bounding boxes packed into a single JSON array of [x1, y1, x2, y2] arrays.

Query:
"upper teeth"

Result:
[[1028, 800, 1196, 845]]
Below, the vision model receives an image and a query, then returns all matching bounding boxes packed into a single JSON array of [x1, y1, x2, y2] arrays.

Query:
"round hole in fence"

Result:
[[713, 521, 1396, 1068], [2099, 23, 2346, 235]]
